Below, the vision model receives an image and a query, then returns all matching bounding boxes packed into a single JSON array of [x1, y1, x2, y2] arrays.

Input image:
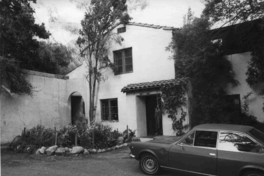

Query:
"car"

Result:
[[129, 124, 264, 176]]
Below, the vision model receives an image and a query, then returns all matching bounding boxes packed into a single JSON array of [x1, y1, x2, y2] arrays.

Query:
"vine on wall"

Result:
[[160, 79, 188, 136]]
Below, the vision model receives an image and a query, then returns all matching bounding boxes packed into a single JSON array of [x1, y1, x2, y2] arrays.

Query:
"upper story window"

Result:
[[101, 98, 118, 121], [117, 27, 126, 33], [113, 47, 133, 75]]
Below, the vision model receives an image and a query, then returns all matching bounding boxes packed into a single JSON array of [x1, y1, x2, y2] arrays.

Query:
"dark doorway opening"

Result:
[[146, 95, 163, 136], [71, 95, 85, 125]]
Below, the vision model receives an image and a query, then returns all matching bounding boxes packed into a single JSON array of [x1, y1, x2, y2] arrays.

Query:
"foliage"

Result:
[[10, 123, 126, 152], [77, 0, 131, 123], [36, 42, 73, 74], [169, 15, 238, 128], [122, 128, 136, 142], [246, 46, 264, 95], [0, 57, 32, 95], [203, 0, 264, 25], [161, 80, 188, 136], [0, 0, 50, 94], [10, 125, 55, 152]]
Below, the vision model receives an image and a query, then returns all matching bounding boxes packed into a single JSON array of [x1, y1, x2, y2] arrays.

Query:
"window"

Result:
[[219, 131, 264, 153], [114, 48, 133, 75], [117, 27, 126, 33], [101, 99, 118, 121], [194, 131, 217, 148], [180, 132, 195, 146]]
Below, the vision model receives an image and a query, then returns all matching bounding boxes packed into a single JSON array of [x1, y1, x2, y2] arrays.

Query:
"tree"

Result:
[[0, 0, 50, 94], [203, 0, 264, 26], [168, 12, 238, 127], [77, 0, 130, 124], [37, 42, 73, 74]]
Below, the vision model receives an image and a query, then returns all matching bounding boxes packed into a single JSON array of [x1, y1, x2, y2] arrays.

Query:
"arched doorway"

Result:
[[69, 92, 86, 126]]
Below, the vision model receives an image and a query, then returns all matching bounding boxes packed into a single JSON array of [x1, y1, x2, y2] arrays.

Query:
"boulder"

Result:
[[46, 145, 58, 155], [39, 146, 47, 154], [117, 137, 124, 145], [70, 146, 84, 154], [55, 147, 66, 155], [83, 149, 90, 155]]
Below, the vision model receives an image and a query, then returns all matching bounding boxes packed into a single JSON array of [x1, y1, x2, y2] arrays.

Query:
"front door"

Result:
[[145, 95, 162, 136], [168, 130, 218, 175]]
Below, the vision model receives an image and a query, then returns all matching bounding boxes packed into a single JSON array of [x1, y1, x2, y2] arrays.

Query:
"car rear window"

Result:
[[250, 129, 264, 143]]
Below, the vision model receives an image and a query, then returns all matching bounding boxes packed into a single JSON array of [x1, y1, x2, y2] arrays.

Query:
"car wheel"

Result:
[[139, 153, 160, 175], [243, 171, 264, 176]]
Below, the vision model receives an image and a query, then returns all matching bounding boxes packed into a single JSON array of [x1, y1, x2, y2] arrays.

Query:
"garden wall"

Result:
[[0, 70, 89, 144]]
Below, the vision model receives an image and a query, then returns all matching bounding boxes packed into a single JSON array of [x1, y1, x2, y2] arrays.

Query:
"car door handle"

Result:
[[209, 153, 216, 157]]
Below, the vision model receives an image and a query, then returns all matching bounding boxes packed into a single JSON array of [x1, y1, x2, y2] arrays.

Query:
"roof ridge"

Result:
[[128, 22, 177, 30]]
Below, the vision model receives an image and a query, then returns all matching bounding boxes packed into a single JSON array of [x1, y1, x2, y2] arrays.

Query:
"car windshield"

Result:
[[249, 129, 264, 144]]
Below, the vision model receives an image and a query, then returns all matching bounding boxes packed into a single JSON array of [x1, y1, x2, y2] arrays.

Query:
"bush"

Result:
[[10, 123, 130, 152], [9, 125, 55, 152]]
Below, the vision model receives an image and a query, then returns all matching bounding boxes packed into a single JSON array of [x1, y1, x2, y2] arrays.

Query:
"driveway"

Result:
[[1, 147, 186, 176]]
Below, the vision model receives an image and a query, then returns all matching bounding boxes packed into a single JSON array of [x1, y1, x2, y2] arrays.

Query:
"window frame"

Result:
[[113, 47, 133, 75], [178, 130, 218, 149], [101, 98, 119, 122]]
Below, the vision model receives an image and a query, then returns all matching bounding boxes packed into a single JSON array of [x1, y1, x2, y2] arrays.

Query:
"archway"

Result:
[[69, 92, 86, 126]]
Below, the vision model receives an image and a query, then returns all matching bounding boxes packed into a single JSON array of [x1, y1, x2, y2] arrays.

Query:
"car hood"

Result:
[[148, 136, 181, 144]]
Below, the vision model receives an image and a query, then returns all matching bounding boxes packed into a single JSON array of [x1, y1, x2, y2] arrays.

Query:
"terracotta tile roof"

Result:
[[128, 22, 177, 30], [121, 79, 181, 93]]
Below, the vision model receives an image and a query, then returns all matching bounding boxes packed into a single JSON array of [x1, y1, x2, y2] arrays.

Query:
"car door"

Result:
[[217, 131, 264, 176], [168, 130, 218, 176]]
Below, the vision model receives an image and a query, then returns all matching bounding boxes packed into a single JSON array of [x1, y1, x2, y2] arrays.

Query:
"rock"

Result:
[[117, 137, 124, 145], [39, 146, 46, 154], [101, 149, 106, 152], [64, 147, 70, 153], [55, 147, 66, 155], [97, 149, 102, 153], [35, 149, 41, 155], [70, 146, 84, 154], [89, 149, 97, 153], [123, 143, 128, 147], [83, 149, 90, 155], [46, 145, 58, 155]]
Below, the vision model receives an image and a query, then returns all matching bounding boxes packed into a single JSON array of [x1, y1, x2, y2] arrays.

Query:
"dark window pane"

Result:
[[125, 64, 133, 72], [126, 56, 132, 64], [101, 99, 118, 121], [101, 100, 109, 120], [113, 48, 133, 74], [125, 48, 132, 57], [117, 27, 126, 33], [194, 131, 217, 148]]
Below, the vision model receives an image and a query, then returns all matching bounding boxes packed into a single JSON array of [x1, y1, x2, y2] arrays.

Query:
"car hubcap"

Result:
[[143, 158, 156, 172]]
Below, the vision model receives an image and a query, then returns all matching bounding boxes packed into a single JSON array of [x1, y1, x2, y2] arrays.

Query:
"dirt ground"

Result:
[[1, 147, 182, 176]]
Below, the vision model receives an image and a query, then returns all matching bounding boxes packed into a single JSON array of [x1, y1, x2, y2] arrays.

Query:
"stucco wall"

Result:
[[96, 25, 176, 135], [226, 52, 264, 122], [0, 71, 89, 144]]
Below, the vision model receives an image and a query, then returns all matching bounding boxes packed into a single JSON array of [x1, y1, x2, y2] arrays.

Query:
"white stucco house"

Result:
[[68, 22, 187, 137], [1, 20, 263, 144]]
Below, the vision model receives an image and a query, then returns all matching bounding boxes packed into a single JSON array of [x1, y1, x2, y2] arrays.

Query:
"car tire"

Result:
[[139, 153, 160, 175], [242, 171, 264, 176]]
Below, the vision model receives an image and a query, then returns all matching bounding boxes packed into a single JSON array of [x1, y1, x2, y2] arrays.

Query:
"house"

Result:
[[211, 19, 264, 122], [68, 22, 189, 137]]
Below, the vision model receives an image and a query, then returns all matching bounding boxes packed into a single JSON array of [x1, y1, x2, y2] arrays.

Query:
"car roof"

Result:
[[193, 123, 254, 133]]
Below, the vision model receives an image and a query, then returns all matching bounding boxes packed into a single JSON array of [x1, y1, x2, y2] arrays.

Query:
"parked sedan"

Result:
[[129, 124, 264, 176]]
